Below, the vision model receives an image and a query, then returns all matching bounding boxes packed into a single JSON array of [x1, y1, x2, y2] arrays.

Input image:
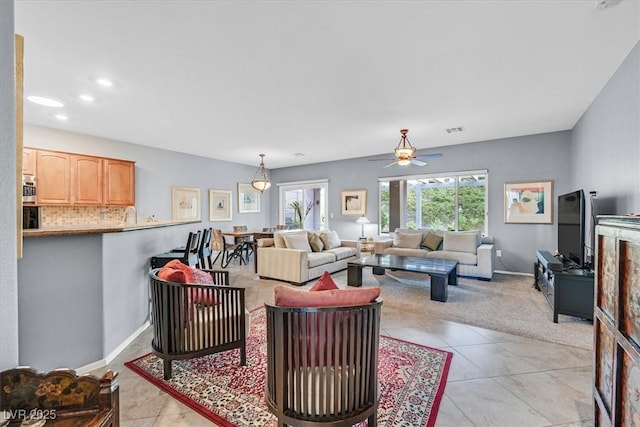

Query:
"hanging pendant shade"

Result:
[[251, 154, 271, 192]]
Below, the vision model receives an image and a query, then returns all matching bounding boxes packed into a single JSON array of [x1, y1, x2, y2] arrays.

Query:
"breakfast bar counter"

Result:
[[17, 219, 203, 372], [23, 219, 200, 237]]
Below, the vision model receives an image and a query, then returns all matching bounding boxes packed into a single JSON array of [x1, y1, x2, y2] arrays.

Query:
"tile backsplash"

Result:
[[41, 206, 128, 226]]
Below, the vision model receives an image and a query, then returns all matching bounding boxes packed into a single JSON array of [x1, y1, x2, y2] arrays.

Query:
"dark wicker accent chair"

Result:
[[0, 367, 119, 426], [264, 299, 382, 427], [149, 268, 247, 380]]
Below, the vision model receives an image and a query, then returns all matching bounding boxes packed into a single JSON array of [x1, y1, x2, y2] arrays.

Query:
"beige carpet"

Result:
[[234, 265, 593, 350]]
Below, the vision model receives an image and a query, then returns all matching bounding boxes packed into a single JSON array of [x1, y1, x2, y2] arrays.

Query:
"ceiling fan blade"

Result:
[[411, 159, 427, 166], [368, 158, 396, 162], [416, 153, 443, 159], [383, 161, 397, 168]]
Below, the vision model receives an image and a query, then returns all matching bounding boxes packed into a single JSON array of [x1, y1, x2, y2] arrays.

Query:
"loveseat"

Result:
[[374, 228, 494, 280], [257, 230, 360, 285]]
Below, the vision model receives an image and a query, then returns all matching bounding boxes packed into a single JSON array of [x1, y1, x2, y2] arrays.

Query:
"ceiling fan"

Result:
[[369, 129, 443, 168]]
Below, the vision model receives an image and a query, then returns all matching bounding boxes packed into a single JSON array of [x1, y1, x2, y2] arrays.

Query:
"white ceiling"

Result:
[[15, 0, 640, 169]]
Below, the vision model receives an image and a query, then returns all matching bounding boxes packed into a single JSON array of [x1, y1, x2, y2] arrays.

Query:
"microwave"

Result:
[[22, 174, 36, 203]]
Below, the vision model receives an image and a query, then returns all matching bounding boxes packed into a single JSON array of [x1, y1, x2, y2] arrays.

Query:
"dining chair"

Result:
[[198, 227, 213, 269], [211, 229, 245, 268], [233, 225, 253, 261], [150, 231, 200, 268]]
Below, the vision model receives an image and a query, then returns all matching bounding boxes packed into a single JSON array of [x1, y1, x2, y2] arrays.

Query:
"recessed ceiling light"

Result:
[[26, 96, 64, 107], [78, 94, 95, 102], [95, 78, 113, 87], [54, 114, 68, 121], [293, 153, 305, 157]]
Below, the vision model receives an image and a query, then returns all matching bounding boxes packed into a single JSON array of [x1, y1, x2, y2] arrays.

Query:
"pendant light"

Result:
[[251, 154, 271, 192]]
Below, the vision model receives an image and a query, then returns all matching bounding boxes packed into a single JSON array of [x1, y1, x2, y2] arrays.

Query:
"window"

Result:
[[379, 170, 487, 234], [278, 180, 329, 230]]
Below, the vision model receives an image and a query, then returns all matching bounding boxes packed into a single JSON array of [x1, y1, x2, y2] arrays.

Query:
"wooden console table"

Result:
[[534, 250, 594, 323]]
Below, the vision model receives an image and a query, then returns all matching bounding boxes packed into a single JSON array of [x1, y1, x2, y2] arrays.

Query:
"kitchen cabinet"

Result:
[[72, 155, 103, 205], [23, 147, 36, 176], [33, 148, 135, 206], [104, 159, 135, 206], [36, 150, 71, 204]]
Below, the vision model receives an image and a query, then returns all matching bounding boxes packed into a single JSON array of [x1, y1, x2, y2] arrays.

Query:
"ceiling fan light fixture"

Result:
[[251, 154, 271, 192], [394, 129, 416, 165]]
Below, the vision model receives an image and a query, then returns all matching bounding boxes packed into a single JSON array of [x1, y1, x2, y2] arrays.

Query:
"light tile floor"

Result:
[[94, 262, 594, 427]]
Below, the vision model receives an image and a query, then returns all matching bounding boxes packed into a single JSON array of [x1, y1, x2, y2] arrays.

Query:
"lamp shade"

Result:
[[251, 154, 270, 192], [355, 215, 370, 225]]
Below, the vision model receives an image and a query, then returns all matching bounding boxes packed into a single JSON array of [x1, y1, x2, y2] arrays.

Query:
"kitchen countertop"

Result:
[[23, 219, 201, 237]]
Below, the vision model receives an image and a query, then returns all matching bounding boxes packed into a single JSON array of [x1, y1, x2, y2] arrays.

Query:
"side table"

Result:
[[360, 242, 375, 254]]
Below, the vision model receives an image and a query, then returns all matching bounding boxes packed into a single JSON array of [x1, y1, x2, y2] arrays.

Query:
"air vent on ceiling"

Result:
[[595, 0, 622, 10], [445, 126, 465, 134]]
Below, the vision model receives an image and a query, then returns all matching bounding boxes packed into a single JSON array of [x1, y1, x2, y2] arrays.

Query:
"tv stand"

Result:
[[534, 250, 594, 323]]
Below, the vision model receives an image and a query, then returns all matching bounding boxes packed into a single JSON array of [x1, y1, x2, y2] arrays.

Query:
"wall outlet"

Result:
[[496, 250, 502, 257]]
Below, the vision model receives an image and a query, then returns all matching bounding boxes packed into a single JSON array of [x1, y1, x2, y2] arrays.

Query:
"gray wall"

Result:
[[571, 42, 639, 218], [271, 131, 573, 274], [0, 0, 19, 370]]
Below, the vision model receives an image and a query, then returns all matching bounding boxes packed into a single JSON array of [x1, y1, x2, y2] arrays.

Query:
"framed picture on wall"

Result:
[[341, 189, 367, 216], [238, 183, 261, 213], [171, 186, 201, 221], [504, 180, 553, 224], [209, 189, 232, 221]]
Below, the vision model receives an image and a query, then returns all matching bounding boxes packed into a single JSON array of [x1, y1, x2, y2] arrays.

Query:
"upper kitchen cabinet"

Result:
[[33, 148, 135, 206], [72, 155, 103, 205], [22, 147, 36, 176], [36, 150, 71, 204], [103, 159, 135, 206]]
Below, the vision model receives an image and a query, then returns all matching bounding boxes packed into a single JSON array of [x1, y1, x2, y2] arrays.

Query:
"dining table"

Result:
[[222, 229, 274, 272]]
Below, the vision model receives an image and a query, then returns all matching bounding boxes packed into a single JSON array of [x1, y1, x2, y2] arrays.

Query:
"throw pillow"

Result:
[[422, 232, 443, 251], [157, 266, 187, 283], [443, 231, 479, 254], [308, 232, 325, 252], [319, 230, 341, 249], [393, 232, 422, 249], [283, 233, 312, 252], [309, 271, 339, 291], [274, 285, 381, 308], [189, 267, 217, 305], [162, 259, 195, 282]]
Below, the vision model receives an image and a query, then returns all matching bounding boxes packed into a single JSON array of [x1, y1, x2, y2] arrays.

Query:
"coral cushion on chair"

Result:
[[158, 260, 217, 305], [309, 271, 339, 291], [274, 285, 380, 308]]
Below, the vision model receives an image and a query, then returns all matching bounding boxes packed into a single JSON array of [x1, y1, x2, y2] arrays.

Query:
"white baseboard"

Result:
[[76, 321, 150, 375], [494, 269, 534, 277]]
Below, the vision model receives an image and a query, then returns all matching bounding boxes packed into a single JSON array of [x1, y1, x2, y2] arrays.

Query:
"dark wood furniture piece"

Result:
[[149, 268, 246, 380], [534, 250, 595, 323], [150, 230, 200, 269], [593, 216, 640, 426], [0, 367, 119, 426], [264, 299, 382, 426], [347, 254, 458, 302], [197, 227, 213, 269]]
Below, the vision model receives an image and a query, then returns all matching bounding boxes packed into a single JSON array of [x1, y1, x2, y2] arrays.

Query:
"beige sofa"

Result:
[[374, 228, 494, 280], [257, 230, 360, 285]]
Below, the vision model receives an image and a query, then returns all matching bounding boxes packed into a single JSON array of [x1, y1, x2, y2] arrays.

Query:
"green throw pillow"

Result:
[[422, 232, 443, 251]]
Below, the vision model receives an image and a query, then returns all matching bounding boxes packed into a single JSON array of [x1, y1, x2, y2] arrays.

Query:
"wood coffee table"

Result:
[[347, 254, 458, 302]]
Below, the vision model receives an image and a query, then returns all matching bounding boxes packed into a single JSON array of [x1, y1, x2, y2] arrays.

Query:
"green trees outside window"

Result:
[[380, 172, 487, 234]]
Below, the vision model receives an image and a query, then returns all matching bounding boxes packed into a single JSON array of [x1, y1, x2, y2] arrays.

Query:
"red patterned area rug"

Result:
[[125, 308, 453, 426]]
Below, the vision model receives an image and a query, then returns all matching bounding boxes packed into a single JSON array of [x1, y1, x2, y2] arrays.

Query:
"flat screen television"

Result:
[[557, 189, 585, 267]]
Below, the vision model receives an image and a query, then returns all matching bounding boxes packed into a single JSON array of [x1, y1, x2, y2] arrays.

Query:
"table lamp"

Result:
[[355, 215, 370, 240]]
